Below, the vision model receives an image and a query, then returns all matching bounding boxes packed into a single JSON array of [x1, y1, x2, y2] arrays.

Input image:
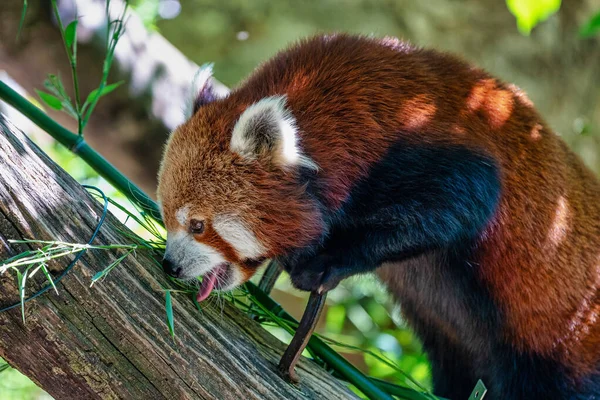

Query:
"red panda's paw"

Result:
[[286, 254, 354, 294]]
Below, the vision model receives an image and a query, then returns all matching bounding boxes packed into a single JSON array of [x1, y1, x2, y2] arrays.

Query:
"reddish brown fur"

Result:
[[158, 100, 325, 280], [157, 34, 600, 383]]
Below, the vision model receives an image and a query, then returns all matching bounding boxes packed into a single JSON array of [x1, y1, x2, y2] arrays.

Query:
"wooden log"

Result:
[[0, 113, 357, 399]]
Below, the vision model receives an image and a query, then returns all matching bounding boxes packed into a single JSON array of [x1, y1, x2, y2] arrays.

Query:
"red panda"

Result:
[[156, 34, 600, 399]]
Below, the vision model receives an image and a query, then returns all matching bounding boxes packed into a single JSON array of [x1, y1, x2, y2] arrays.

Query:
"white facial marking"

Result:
[[175, 205, 190, 227], [213, 214, 266, 259], [218, 266, 244, 292], [165, 231, 226, 278], [230, 95, 318, 170]]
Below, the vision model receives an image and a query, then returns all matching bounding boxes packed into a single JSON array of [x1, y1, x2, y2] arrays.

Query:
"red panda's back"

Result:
[[233, 34, 497, 206], [235, 34, 600, 384]]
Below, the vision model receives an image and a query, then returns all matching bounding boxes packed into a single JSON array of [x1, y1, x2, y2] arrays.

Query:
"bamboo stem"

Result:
[[0, 80, 161, 221]]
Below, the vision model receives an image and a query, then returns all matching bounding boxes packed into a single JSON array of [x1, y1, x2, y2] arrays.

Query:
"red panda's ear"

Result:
[[190, 64, 228, 115], [230, 95, 318, 170]]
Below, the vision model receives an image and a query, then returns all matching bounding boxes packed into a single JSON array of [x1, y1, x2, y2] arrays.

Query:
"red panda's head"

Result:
[[157, 74, 323, 300]]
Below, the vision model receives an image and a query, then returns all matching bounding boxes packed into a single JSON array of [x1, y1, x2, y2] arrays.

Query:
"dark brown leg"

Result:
[[277, 291, 327, 383]]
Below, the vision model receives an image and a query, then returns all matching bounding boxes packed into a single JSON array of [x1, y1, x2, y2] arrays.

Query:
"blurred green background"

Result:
[[0, 0, 599, 398]]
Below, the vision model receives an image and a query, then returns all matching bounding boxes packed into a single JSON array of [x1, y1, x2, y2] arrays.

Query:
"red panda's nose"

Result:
[[162, 258, 182, 278]]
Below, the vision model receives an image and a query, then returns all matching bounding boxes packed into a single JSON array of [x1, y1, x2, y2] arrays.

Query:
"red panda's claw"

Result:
[[287, 258, 347, 293]]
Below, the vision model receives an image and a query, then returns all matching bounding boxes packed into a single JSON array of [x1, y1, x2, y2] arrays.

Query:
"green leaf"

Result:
[[468, 380, 488, 400], [83, 81, 124, 109], [192, 296, 203, 312], [16, 269, 27, 324], [17, 0, 28, 41], [0, 250, 36, 267], [580, 11, 600, 37], [0, 363, 10, 373], [41, 75, 78, 118], [40, 264, 59, 295], [35, 90, 63, 111], [165, 291, 175, 340], [90, 249, 133, 286], [45, 74, 68, 99], [64, 19, 78, 49], [62, 101, 79, 119], [91, 270, 105, 282], [506, 0, 561, 35]]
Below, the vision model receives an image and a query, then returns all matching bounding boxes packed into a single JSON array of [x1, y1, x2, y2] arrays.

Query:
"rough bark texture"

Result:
[[0, 114, 357, 399]]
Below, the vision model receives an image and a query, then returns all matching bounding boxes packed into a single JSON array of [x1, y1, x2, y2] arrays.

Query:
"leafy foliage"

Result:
[[165, 290, 175, 340], [34, 0, 127, 135], [17, 0, 27, 40], [580, 10, 600, 37], [506, 0, 562, 35]]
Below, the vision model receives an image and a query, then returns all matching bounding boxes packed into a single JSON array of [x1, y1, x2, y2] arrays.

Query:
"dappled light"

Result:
[[564, 261, 600, 343], [546, 195, 571, 248], [289, 70, 317, 94], [466, 79, 514, 130], [530, 123, 544, 141], [399, 94, 437, 131]]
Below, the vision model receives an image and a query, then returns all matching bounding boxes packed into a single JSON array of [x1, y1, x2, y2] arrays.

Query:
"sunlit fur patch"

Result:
[[547, 196, 570, 247], [175, 205, 190, 226], [485, 89, 513, 129], [164, 231, 227, 279], [213, 214, 266, 260], [508, 83, 534, 108], [397, 94, 436, 131], [466, 79, 514, 130], [530, 123, 543, 141], [380, 36, 413, 53]]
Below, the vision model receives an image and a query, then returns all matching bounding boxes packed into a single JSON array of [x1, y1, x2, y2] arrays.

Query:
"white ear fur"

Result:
[[188, 63, 230, 118], [230, 95, 317, 170]]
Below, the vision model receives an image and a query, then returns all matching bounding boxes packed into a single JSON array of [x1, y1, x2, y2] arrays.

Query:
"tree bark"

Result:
[[0, 113, 357, 399]]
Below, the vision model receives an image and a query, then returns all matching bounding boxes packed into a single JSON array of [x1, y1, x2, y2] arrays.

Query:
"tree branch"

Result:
[[0, 113, 357, 399]]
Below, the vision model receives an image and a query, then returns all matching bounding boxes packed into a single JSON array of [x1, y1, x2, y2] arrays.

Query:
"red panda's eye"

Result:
[[189, 219, 205, 234]]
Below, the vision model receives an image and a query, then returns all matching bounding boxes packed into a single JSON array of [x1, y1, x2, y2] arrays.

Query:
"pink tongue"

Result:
[[196, 270, 218, 302]]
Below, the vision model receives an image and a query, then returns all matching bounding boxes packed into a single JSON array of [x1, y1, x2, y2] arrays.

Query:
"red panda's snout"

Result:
[[157, 92, 324, 300], [161, 222, 262, 301]]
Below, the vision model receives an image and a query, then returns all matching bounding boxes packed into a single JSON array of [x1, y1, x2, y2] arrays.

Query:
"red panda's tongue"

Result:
[[196, 269, 218, 303]]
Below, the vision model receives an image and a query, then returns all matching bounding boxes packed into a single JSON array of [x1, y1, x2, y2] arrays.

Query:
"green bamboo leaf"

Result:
[[0, 250, 36, 267], [192, 296, 202, 312], [91, 270, 105, 284], [64, 20, 78, 49], [165, 291, 175, 340], [90, 249, 134, 286], [506, 0, 561, 35], [40, 264, 59, 294], [35, 90, 63, 111], [45, 74, 68, 99], [0, 363, 10, 373], [580, 11, 600, 37], [42, 75, 78, 119], [16, 269, 28, 323], [84, 81, 124, 108], [17, 0, 28, 41], [468, 380, 488, 400], [62, 101, 79, 119]]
